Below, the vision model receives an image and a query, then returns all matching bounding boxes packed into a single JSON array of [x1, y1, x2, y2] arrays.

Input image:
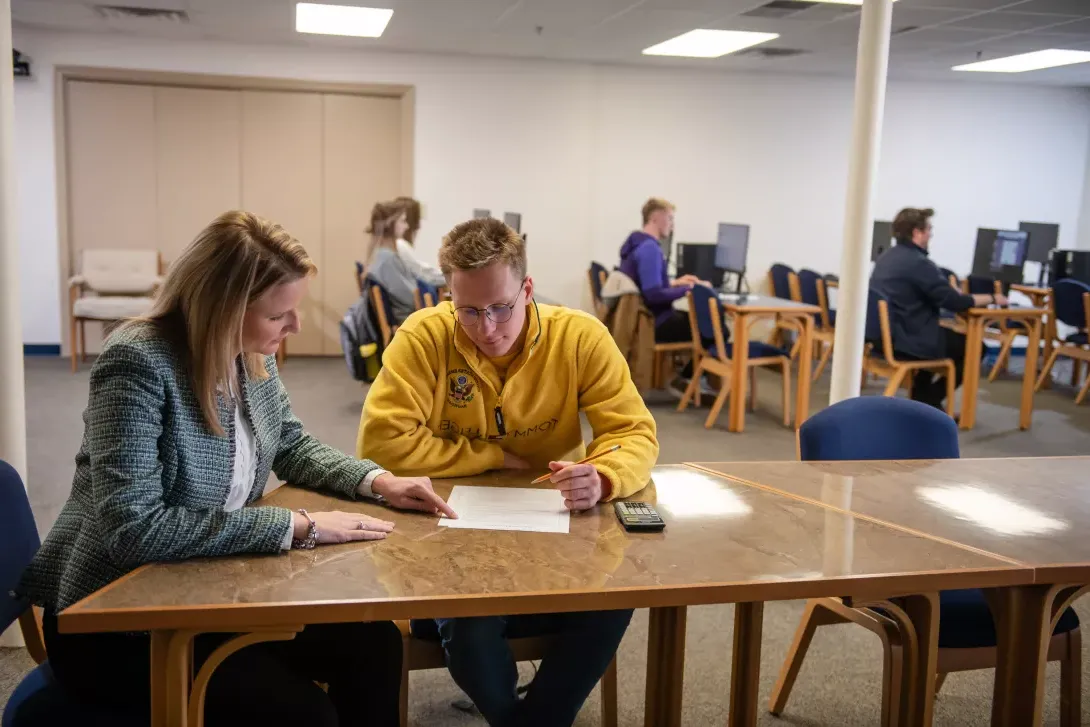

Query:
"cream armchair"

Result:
[[69, 249, 162, 372]]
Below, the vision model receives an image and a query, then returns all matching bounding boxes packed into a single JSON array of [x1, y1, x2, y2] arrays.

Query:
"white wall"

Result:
[[13, 28, 1090, 344]]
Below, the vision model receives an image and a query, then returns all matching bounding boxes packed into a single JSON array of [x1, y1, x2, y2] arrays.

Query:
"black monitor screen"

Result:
[[871, 220, 893, 262], [676, 243, 723, 288], [472, 208, 491, 219], [503, 212, 521, 233], [715, 223, 749, 272], [989, 230, 1028, 271]]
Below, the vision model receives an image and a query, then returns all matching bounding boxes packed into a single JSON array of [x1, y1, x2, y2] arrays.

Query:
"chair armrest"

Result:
[[68, 274, 86, 287]]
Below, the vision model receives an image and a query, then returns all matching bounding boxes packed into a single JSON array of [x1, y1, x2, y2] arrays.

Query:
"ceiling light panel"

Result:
[[295, 3, 393, 38], [643, 29, 779, 58], [952, 48, 1090, 72]]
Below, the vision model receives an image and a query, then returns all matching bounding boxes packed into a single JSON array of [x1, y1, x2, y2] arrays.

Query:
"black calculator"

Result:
[[614, 501, 666, 532]]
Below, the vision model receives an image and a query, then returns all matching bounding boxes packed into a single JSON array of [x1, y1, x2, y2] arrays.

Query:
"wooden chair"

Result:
[[69, 249, 163, 372], [1035, 279, 1090, 405], [652, 341, 693, 389], [677, 285, 791, 429], [397, 621, 617, 727], [412, 280, 437, 310], [768, 263, 803, 357], [962, 275, 1028, 383], [588, 262, 609, 321], [355, 261, 366, 294], [862, 289, 956, 417], [771, 397, 1081, 727], [794, 269, 836, 381], [370, 282, 396, 348]]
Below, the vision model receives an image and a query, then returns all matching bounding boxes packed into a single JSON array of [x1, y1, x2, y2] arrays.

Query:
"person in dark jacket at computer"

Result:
[[618, 198, 708, 385], [870, 207, 1006, 410]]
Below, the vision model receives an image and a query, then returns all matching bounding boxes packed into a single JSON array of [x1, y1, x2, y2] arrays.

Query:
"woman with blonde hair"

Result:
[[365, 200, 419, 325], [393, 196, 445, 287], [19, 210, 453, 726]]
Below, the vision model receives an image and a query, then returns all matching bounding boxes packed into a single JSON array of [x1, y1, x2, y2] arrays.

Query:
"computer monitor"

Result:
[[675, 243, 724, 289], [971, 228, 1000, 277], [472, 208, 491, 219], [714, 223, 749, 274], [989, 230, 1028, 271], [1019, 221, 1059, 264], [871, 220, 893, 262], [503, 212, 521, 233]]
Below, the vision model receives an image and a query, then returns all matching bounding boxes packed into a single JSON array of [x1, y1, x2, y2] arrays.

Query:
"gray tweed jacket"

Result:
[[21, 320, 381, 611]]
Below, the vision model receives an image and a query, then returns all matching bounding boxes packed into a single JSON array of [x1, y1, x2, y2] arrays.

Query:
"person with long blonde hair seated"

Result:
[[366, 200, 419, 325], [19, 210, 452, 727], [393, 196, 445, 287]]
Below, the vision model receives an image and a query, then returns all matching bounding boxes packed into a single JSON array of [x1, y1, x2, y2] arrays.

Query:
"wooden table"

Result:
[[690, 457, 1090, 727], [959, 306, 1045, 430], [59, 466, 1029, 727], [675, 294, 821, 432]]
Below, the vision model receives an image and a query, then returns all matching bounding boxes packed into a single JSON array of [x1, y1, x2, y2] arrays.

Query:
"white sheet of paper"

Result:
[[437, 486, 570, 534]]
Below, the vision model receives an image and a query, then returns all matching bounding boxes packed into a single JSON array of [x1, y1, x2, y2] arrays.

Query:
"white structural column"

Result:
[[0, 0, 28, 649], [829, 0, 894, 404]]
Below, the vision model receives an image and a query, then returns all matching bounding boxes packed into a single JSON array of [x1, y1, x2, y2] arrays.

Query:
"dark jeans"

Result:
[[898, 328, 970, 410], [655, 311, 715, 380], [42, 611, 402, 727], [412, 609, 633, 727]]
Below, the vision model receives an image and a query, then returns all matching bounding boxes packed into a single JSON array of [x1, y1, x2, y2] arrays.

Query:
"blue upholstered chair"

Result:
[[366, 277, 397, 349], [795, 269, 836, 381], [414, 280, 438, 310], [767, 263, 802, 352], [1035, 278, 1090, 405], [676, 285, 791, 429], [771, 397, 1081, 727], [1, 460, 145, 727], [588, 262, 608, 320], [861, 289, 957, 415], [354, 260, 366, 294]]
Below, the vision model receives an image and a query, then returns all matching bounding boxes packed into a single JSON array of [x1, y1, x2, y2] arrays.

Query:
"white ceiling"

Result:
[[12, 0, 1090, 86]]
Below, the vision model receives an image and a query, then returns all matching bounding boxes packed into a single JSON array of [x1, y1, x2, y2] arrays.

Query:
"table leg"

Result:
[[899, 593, 939, 727], [794, 317, 813, 430], [728, 313, 749, 433], [151, 629, 194, 727], [1042, 305, 1055, 390], [985, 585, 1055, 727], [960, 317, 983, 430], [1019, 317, 1042, 430], [728, 602, 764, 727], [644, 606, 687, 727]]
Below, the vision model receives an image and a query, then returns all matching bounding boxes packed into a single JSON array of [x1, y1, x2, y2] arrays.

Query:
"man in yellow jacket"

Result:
[[358, 217, 658, 726]]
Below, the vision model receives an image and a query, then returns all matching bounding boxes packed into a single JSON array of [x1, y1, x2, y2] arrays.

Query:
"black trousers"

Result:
[[41, 611, 403, 727], [655, 311, 716, 380], [898, 328, 970, 410]]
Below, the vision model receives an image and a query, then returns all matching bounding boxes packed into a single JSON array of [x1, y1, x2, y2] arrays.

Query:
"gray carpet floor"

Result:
[[3, 355, 1090, 725]]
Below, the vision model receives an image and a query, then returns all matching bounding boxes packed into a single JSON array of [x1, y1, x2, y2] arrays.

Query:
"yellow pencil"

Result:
[[530, 444, 622, 484]]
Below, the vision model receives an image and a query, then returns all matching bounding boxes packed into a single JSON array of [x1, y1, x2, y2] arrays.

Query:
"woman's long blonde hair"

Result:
[[365, 201, 405, 264], [139, 210, 316, 435]]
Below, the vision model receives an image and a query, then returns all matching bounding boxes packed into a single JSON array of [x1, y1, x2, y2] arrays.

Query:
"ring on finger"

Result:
[[357, 520, 367, 530]]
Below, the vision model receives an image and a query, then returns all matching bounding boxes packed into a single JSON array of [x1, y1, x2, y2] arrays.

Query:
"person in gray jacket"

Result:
[[366, 200, 420, 325], [19, 211, 449, 727]]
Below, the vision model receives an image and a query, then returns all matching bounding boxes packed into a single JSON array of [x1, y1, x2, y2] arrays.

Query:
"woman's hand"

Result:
[[292, 511, 395, 544], [372, 473, 457, 518]]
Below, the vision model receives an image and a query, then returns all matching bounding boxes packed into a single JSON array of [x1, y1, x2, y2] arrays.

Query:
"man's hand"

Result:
[[671, 274, 699, 288], [372, 473, 457, 518], [503, 451, 531, 469], [547, 461, 604, 511]]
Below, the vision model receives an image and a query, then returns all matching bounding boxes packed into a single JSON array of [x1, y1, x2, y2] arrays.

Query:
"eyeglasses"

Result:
[[454, 282, 527, 327]]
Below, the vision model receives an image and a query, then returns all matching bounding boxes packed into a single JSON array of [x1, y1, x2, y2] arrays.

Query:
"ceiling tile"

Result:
[[1030, 17, 1090, 35], [891, 6, 981, 28], [492, 0, 640, 35], [947, 11, 1080, 31], [1008, 0, 1090, 15], [894, 26, 1011, 44], [909, 0, 1034, 10], [12, 0, 100, 28]]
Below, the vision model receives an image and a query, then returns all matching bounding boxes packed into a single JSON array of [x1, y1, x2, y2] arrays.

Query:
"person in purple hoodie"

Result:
[[618, 198, 708, 383]]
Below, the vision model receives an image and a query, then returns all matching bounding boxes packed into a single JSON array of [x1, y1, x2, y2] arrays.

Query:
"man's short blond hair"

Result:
[[641, 197, 675, 225], [439, 218, 527, 279]]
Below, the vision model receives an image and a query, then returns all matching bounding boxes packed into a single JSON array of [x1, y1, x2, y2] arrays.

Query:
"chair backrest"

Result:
[[768, 263, 794, 299], [416, 280, 438, 309], [688, 285, 720, 342], [366, 278, 395, 347], [938, 267, 959, 288], [355, 261, 365, 294], [589, 262, 608, 303], [864, 288, 885, 345], [799, 396, 960, 461], [796, 268, 831, 327], [965, 274, 999, 296], [1053, 278, 1090, 330], [81, 249, 160, 294], [1, 460, 38, 635]]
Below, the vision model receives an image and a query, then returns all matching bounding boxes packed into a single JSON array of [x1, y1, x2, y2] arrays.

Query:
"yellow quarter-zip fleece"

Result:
[[357, 300, 658, 498]]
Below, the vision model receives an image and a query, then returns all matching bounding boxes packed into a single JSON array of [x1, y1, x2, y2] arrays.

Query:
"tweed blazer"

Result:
[[21, 321, 381, 611]]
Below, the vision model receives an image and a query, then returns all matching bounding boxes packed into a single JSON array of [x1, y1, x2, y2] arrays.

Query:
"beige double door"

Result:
[[64, 79, 407, 355]]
